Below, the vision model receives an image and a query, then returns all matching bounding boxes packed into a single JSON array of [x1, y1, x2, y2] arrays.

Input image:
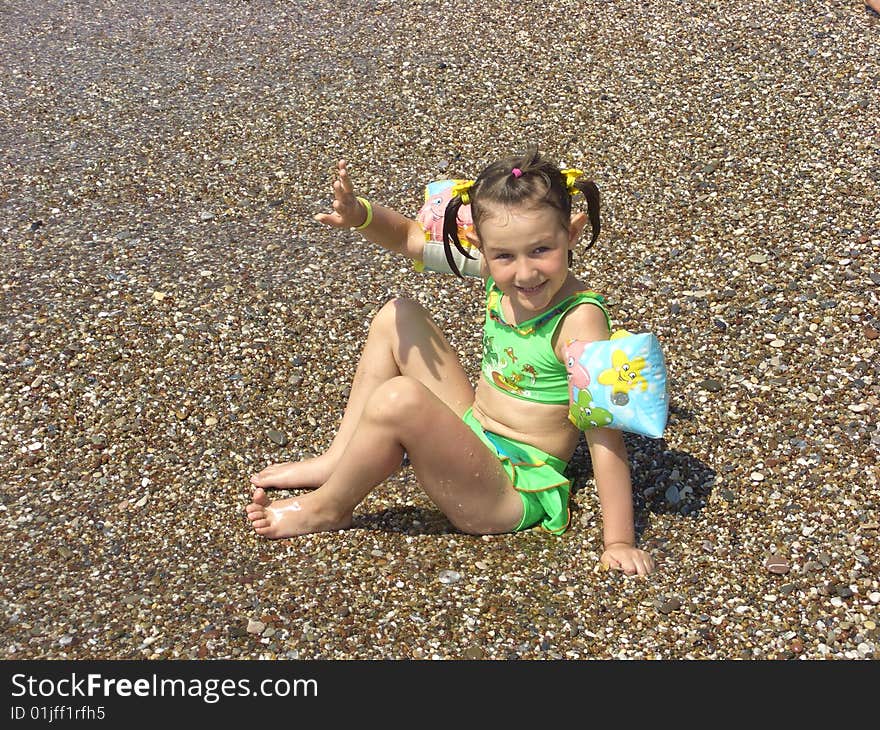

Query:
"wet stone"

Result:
[[698, 379, 723, 392], [659, 597, 682, 615], [267, 430, 288, 447]]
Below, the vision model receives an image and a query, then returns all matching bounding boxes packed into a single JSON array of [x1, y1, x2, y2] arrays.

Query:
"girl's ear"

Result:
[[465, 229, 481, 250], [568, 212, 588, 246]]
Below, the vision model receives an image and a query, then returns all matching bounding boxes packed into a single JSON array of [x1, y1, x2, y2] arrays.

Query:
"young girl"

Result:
[[246, 147, 655, 577]]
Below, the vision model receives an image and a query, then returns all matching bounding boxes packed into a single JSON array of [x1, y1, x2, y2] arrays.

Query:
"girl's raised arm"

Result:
[[314, 160, 426, 261]]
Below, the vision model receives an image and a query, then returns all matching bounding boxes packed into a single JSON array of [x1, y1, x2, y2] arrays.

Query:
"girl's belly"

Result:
[[471, 378, 580, 462]]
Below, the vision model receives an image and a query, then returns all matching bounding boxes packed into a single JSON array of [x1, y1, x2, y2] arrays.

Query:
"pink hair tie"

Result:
[[511, 167, 522, 178]]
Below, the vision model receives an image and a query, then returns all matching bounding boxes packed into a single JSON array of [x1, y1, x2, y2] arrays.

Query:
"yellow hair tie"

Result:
[[450, 179, 475, 206], [560, 168, 584, 196]]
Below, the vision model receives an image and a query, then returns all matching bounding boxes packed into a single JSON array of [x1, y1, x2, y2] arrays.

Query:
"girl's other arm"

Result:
[[557, 305, 655, 577], [584, 428, 654, 576], [314, 160, 426, 261]]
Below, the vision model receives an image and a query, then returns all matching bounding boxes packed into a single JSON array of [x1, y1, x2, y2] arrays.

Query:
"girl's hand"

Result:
[[601, 543, 655, 577], [313, 160, 370, 229]]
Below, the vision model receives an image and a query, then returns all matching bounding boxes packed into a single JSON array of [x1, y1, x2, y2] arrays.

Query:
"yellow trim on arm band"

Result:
[[353, 197, 373, 230]]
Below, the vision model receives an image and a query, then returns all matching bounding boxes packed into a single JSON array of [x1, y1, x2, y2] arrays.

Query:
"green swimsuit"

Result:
[[462, 277, 611, 534]]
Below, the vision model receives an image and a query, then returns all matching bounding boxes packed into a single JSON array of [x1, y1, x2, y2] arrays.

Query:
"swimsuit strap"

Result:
[[486, 277, 611, 336]]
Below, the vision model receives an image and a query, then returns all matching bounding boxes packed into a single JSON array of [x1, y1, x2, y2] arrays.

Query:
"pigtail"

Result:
[[442, 198, 465, 277], [575, 179, 601, 249], [442, 181, 478, 279]]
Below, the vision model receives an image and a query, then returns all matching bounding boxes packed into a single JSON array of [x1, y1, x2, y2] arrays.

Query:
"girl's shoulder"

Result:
[[552, 290, 612, 360]]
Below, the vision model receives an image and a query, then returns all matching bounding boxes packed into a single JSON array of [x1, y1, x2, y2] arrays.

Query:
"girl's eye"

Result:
[[533, 247, 549, 254]]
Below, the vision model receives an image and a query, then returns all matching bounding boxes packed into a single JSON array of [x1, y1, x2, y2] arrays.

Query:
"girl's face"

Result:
[[475, 203, 585, 316]]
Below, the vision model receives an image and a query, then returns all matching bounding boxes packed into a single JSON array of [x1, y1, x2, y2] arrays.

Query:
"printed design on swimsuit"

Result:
[[481, 328, 537, 398], [597, 347, 648, 406], [482, 338, 532, 396]]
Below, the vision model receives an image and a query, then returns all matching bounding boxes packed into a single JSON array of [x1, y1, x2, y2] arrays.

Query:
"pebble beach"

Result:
[[1, 0, 878, 661]]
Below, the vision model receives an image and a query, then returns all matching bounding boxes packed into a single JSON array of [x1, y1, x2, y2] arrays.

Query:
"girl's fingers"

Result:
[[336, 160, 355, 195], [602, 554, 621, 570], [314, 212, 344, 228], [337, 169, 354, 195], [634, 553, 654, 576], [315, 160, 360, 229]]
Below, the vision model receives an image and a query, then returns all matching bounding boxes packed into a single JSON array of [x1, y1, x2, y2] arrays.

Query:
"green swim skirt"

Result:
[[462, 408, 571, 535]]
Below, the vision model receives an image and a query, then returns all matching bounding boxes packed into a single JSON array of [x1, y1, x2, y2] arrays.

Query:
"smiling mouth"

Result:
[[517, 282, 545, 295]]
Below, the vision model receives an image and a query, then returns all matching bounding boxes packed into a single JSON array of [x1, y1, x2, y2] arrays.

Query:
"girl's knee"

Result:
[[364, 376, 431, 425], [372, 297, 428, 332]]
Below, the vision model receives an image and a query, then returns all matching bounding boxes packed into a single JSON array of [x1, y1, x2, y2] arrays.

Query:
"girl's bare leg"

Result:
[[246, 376, 524, 538], [250, 298, 474, 489]]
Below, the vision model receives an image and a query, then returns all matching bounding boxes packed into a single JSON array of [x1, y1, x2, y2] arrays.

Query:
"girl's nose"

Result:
[[516, 259, 535, 283]]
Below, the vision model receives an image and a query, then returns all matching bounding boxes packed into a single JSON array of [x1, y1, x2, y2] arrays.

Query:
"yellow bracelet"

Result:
[[353, 197, 373, 230]]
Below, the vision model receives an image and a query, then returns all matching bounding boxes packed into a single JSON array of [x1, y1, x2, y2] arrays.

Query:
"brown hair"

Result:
[[442, 145, 600, 277]]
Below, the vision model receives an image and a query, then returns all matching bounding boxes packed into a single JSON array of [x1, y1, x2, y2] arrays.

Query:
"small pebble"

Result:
[[438, 570, 461, 585], [765, 555, 791, 575], [246, 620, 266, 635]]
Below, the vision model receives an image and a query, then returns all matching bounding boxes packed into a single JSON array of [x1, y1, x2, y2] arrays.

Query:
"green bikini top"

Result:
[[480, 276, 611, 404]]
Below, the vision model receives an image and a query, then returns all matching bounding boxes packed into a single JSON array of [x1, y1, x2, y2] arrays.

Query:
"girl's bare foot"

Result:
[[249, 456, 336, 490], [245, 488, 352, 538]]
